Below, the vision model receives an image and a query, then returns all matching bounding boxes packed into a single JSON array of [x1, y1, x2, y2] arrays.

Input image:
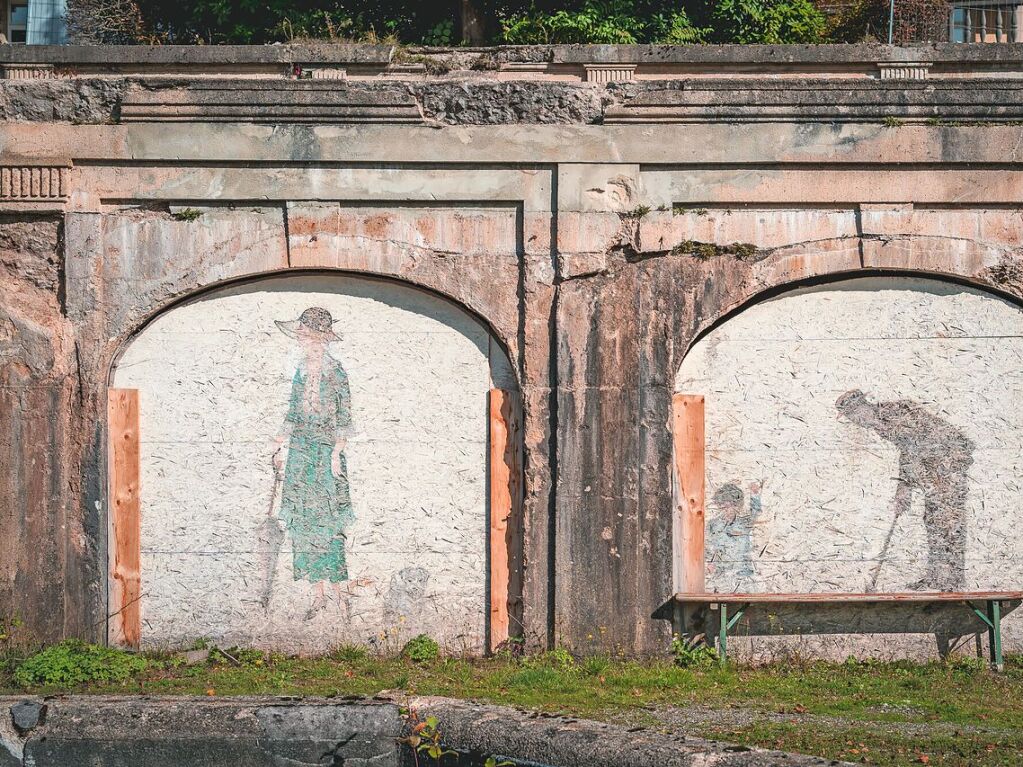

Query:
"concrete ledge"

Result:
[[0, 43, 1022, 81], [0, 695, 851, 767], [5, 74, 1023, 125], [1, 696, 403, 767], [412, 697, 850, 766]]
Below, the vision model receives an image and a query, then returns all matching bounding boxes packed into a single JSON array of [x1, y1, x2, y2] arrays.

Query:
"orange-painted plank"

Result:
[[489, 388, 521, 653], [108, 388, 141, 649], [672, 393, 705, 595]]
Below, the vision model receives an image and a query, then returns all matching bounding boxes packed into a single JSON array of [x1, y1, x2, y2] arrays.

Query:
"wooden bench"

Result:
[[672, 591, 1023, 670]]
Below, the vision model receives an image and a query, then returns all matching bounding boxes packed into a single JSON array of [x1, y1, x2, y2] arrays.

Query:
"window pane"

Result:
[[951, 8, 966, 42], [10, 4, 28, 26], [10, 29, 26, 43]]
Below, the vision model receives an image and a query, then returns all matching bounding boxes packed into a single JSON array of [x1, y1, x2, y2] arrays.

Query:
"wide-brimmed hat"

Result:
[[275, 306, 342, 341]]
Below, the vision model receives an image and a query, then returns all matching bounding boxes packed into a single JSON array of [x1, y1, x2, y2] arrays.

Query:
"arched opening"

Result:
[[673, 275, 1023, 652], [109, 272, 517, 654]]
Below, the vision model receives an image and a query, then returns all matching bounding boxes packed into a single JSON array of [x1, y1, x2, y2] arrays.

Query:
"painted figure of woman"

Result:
[[273, 306, 354, 615]]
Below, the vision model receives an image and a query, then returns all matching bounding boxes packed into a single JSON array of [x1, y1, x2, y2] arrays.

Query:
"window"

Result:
[[951, 1, 1022, 42], [9, 1, 27, 43]]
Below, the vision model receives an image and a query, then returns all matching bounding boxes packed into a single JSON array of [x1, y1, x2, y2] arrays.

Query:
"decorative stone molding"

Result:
[[0, 164, 69, 201], [878, 62, 932, 80], [604, 78, 1023, 123], [1, 63, 55, 79], [583, 64, 636, 83], [306, 67, 347, 80], [120, 80, 423, 124]]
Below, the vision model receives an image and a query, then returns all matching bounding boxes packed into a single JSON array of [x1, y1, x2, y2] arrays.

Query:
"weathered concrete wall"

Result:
[[2, 45, 1023, 659]]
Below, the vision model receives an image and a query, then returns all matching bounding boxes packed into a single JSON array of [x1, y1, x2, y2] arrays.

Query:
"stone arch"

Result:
[[674, 274, 1023, 650], [676, 232, 1022, 363], [109, 271, 517, 654]]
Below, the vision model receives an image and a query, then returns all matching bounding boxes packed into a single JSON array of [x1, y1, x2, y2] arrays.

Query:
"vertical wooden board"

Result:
[[108, 388, 141, 648], [489, 388, 522, 653], [672, 394, 705, 594]]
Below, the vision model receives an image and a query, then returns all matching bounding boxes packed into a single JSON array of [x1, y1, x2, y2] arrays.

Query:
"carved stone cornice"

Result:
[[604, 78, 1023, 123], [120, 80, 424, 124], [1, 63, 55, 79], [583, 64, 636, 83], [878, 62, 932, 80], [0, 161, 70, 211]]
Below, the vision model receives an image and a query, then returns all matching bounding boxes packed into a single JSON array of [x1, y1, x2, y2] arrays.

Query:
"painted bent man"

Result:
[[836, 390, 974, 592], [274, 307, 355, 613]]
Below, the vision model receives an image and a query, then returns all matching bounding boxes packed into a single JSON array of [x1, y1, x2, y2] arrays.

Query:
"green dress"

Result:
[[279, 360, 354, 583]]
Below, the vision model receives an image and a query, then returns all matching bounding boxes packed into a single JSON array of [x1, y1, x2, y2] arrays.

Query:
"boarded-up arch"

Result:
[[675, 276, 1023, 624], [111, 273, 515, 653]]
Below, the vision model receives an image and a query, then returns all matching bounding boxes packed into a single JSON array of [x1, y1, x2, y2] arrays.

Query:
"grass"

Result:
[[1, 646, 1021, 766]]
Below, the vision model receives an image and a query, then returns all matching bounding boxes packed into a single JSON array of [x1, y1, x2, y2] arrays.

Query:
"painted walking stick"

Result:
[[867, 485, 910, 593], [258, 454, 286, 612]]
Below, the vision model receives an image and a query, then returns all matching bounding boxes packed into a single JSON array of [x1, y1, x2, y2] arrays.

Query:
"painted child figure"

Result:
[[706, 481, 764, 590]]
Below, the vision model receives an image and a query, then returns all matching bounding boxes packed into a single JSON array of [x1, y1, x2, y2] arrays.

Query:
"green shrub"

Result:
[[670, 634, 718, 669], [709, 0, 827, 43], [14, 640, 148, 688], [499, 0, 652, 44], [421, 18, 455, 46], [401, 634, 440, 663], [827, 0, 888, 42], [652, 10, 712, 43]]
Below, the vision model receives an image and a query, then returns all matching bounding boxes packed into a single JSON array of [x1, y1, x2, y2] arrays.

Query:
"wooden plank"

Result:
[[673, 591, 1023, 604], [672, 394, 705, 594], [108, 388, 141, 649], [489, 388, 522, 654]]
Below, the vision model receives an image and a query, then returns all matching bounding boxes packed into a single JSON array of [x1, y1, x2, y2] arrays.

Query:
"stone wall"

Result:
[[1, 44, 1022, 658]]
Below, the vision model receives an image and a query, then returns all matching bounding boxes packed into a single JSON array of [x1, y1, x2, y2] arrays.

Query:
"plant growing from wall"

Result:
[[400, 712, 458, 765]]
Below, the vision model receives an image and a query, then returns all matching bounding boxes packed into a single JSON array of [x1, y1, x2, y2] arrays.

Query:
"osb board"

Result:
[[107, 387, 141, 648], [488, 388, 522, 653], [675, 275, 1023, 649], [112, 273, 514, 653]]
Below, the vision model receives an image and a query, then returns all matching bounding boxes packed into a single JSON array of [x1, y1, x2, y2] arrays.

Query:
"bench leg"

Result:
[[719, 603, 728, 666], [988, 600, 1003, 672]]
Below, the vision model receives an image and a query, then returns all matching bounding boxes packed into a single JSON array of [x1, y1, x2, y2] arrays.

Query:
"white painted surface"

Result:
[[675, 276, 1023, 651], [113, 273, 513, 653]]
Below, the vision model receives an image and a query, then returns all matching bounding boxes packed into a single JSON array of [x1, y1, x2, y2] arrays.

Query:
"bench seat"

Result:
[[671, 591, 1023, 669]]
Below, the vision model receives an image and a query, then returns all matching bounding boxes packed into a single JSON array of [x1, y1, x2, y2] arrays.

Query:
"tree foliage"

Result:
[[703, 0, 826, 43], [65, 0, 851, 46], [499, 1, 713, 44]]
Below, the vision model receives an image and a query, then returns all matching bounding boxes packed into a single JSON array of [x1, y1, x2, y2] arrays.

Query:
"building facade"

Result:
[[1, 0, 66, 44], [1, 44, 1022, 660]]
